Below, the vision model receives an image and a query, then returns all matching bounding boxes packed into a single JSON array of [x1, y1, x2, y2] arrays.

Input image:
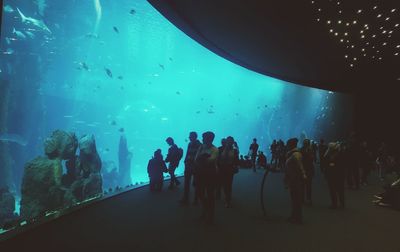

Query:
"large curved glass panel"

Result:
[[0, 0, 353, 233]]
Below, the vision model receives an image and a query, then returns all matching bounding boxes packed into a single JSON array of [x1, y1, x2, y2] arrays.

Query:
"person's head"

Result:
[[286, 138, 298, 151], [273, 140, 276, 144], [260, 151, 264, 155], [226, 136, 234, 147], [253, 138, 257, 143], [240, 155, 244, 159], [303, 139, 310, 148], [166, 137, 174, 146], [189, 131, 198, 142], [202, 131, 215, 145], [221, 138, 227, 146], [154, 149, 162, 159]]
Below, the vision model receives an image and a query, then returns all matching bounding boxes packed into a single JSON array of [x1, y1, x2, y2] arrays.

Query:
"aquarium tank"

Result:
[[0, 0, 354, 231]]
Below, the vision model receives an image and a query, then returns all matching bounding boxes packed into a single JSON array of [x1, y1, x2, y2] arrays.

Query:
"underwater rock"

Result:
[[82, 173, 102, 198], [118, 135, 132, 186], [101, 161, 118, 190], [78, 134, 102, 177], [0, 186, 16, 227], [44, 130, 78, 160], [20, 157, 64, 220]]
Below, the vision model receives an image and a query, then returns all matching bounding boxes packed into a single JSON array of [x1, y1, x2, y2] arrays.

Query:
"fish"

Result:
[[117, 76, 123, 80], [0, 133, 28, 146], [75, 120, 85, 124], [3, 5, 14, 13], [124, 105, 131, 111], [63, 115, 74, 118], [104, 68, 113, 78], [113, 26, 119, 33], [119, 128, 124, 132], [80, 62, 89, 71], [159, 64, 164, 70], [16, 8, 52, 33], [207, 109, 215, 114], [85, 33, 99, 39], [130, 9, 136, 15], [110, 120, 117, 126], [169, 57, 173, 61], [12, 28, 27, 40], [25, 31, 36, 39], [196, 111, 201, 114], [176, 91, 181, 95], [3, 48, 14, 55]]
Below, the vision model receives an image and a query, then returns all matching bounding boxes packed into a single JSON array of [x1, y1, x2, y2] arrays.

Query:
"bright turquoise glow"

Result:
[[1, 0, 352, 186]]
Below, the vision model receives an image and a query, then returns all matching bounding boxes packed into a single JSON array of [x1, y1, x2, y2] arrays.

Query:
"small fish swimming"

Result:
[[159, 64, 164, 70], [104, 68, 113, 78], [80, 62, 89, 71], [3, 48, 14, 55], [13, 28, 26, 40], [3, 5, 14, 13], [119, 128, 124, 133], [113, 26, 119, 33], [130, 9, 136, 15], [169, 57, 173, 61], [85, 33, 99, 39], [176, 91, 181, 95], [110, 120, 117, 126], [117, 76, 123, 80], [196, 111, 201, 114]]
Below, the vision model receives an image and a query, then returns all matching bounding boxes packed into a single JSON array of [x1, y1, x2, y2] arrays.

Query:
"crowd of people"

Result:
[[146, 131, 399, 225]]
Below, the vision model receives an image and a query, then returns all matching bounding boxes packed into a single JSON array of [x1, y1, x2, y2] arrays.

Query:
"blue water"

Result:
[[0, 0, 353, 199]]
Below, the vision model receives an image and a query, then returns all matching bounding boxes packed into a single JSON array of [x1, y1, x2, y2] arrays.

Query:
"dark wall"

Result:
[[355, 88, 400, 156]]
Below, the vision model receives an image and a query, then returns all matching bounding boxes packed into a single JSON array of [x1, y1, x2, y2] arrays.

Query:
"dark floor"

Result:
[[1, 168, 399, 252]]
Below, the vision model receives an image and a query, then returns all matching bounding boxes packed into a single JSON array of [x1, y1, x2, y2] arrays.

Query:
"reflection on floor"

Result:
[[1, 168, 399, 252]]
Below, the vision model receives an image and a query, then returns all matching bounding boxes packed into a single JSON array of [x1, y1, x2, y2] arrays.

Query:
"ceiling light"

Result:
[[335, 32, 338, 36], [378, 57, 382, 60], [361, 48, 365, 51], [395, 53, 399, 56], [357, 10, 362, 13], [361, 35, 365, 38], [338, 20, 342, 24], [330, 29, 333, 33], [391, 9, 396, 12], [337, 1, 340, 5], [344, 32, 348, 36], [327, 20, 331, 24], [346, 23, 350, 26], [318, 8, 321, 11], [353, 57, 357, 61], [363, 54, 367, 56], [360, 30, 364, 33], [311, 0, 315, 3], [382, 42, 387, 46], [385, 17, 390, 21], [373, 6, 377, 10], [345, 55, 348, 58], [372, 34, 376, 38], [395, 24, 399, 27], [353, 20, 357, 24], [377, 14, 382, 18], [389, 30, 393, 34], [350, 64, 354, 67], [317, 18, 320, 21], [340, 39, 344, 42], [382, 30, 387, 34], [396, 45, 400, 48], [351, 45, 355, 48]]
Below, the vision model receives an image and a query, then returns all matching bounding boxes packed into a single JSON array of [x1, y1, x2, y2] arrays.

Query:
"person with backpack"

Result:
[[179, 132, 201, 205], [165, 137, 183, 189], [147, 149, 168, 192], [284, 138, 307, 224], [249, 138, 259, 172], [218, 136, 239, 208]]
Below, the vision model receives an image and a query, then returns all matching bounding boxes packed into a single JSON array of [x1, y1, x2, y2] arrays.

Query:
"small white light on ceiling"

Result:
[[353, 57, 357, 61], [364, 24, 368, 27], [372, 34, 376, 38], [372, 56, 375, 58], [318, 8, 321, 11], [385, 17, 390, 21], [344, 32, 348, 36], [382, 30, 387, 34], [395, 24, 400, 27], [317, 18, 320, 21], [338, 20, 342, 24], [335, 32, 338, 36], [383, 42, 387, 46], [311, 0, 315, 3], [337, 1, 340, 5], [346, 23, 350, 26], [389, 30, 393, 34], [340, 39, 344, 42], [345, 55, 348, 58], [351, 45, 355, 48], [377, 14, 382, 18], [378, 57, 382, 60], [350, 64, 354, 67], [327, 20, 331, 24], [373, 6, 377, 10], [339, 10, 342, 14], [395, 53, 399, 56], [380, 27, 384, 29], [391, 9, 396, 12], [353, 20, 357, 24], [363, 54, 367, 56], [360, 30, 364, 33], [330, 29, 333, 33], [366, 42, 369, 45], [361, 35, 365, 38], [357, 9, 362, 13], [361, 48, 365, 51], [396, 45, 400, 48]]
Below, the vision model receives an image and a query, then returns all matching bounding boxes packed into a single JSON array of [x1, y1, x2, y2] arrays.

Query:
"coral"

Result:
[[44, 130, 78, 160]]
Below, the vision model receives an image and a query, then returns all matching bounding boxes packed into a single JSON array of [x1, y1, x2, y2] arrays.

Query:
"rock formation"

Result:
[[118, 135, 132, 186]]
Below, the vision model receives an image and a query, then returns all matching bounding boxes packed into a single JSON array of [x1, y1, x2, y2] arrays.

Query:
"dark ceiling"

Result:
[[148, 0, 400, 95]]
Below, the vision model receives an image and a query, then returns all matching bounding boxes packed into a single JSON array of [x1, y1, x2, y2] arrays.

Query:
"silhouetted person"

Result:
[[301, 139, 315, 205], [216, 138, 227, 200], [270, 140, 278, 168], [319, 139, 328, 168], [359, 141, 372, 186], [239, 155, 245, 167], [257, 151, 267, 170], [180, 132, 201, 205], [277, 140, 286, 171], [324, 142, 345, 209], [218, 136, 239, 208], [249, 138, 259, 172], [165, 137, 182, 189], [284, 138, 306, 224], [195, 131, 219, 225], [147, 149, 167, 192]]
